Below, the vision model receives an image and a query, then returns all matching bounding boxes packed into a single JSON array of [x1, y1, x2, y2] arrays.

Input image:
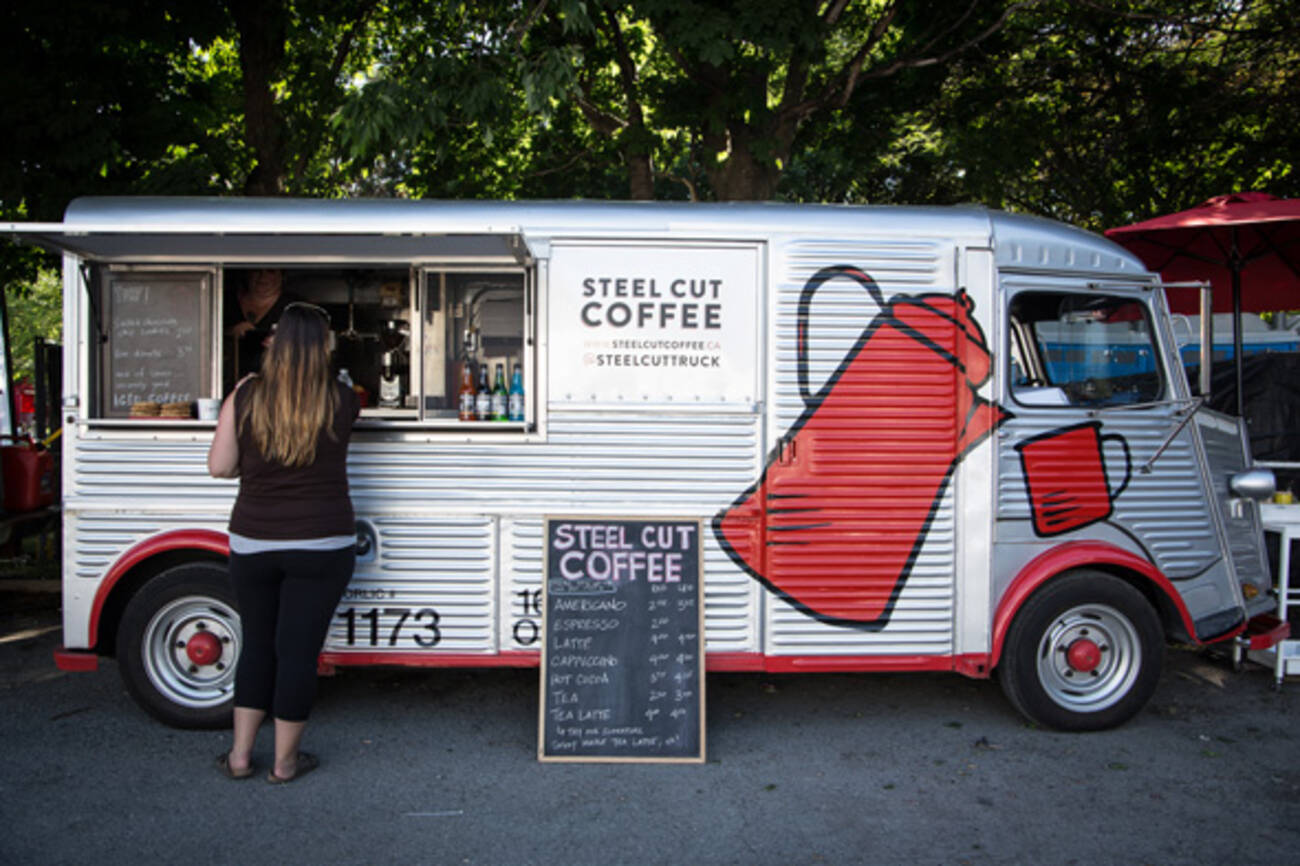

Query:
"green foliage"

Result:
[[927, 0, 1300, 229], [0, 0, 231, 217], [5, 268, 62, 384], [0, 0, 1295, 227]]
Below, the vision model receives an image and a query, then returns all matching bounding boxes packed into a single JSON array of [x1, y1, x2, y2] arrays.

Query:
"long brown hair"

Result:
[[239, 303, 338, 466]]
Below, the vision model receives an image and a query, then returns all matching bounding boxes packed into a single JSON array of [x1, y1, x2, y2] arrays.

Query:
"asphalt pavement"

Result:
[[1, 586, 1298, 866]]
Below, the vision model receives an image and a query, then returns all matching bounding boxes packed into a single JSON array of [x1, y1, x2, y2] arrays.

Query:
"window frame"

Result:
[[86, 258, 539, 434], [94, 265, 218, 420], [1007, 289, 1166, 410]]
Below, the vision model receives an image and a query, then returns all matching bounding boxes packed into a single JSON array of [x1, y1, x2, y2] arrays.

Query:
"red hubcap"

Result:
[[186, 630, 223, 666], [1066, 638, 1102, 672]]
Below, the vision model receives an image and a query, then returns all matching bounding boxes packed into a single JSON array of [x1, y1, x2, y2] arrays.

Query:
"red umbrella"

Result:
[[1106, 192, 1300, 313], [1106, 192, 1300, 414]]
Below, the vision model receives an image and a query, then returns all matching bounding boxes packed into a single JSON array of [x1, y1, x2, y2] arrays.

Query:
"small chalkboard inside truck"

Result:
[[539, 517, 705, 763], [101, 271, 212, 417]]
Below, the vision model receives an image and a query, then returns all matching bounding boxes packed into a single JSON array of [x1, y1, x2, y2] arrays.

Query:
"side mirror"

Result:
[[1230, 468, 1276, 501]]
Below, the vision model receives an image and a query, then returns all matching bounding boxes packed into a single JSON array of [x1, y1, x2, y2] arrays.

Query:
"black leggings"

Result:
[[228, 546, 354, 722]]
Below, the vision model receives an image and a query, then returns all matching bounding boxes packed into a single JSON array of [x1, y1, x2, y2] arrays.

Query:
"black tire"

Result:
[[998, 570, 1163, 731], [116, 562, 240, 729]]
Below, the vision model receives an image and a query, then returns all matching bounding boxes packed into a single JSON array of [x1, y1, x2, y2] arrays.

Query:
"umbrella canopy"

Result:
[[1106, 192, 1300, 417], [1105, 192, 1300, 314]]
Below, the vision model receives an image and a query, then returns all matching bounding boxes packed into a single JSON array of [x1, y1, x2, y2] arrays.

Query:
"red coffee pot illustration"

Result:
[[714, 265, 1012, 628]]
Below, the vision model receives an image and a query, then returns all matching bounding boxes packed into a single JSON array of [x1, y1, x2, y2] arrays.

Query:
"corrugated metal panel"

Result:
[[764, 239, 958, 654], [700, 544, 761, 652], [70, 512, 230, 580], [502, 518, 545, 652], [69, 414, 762, 508], [775, 240, 950, 429], [67, 409, 763, 655], [327, 516, 495, 654], [767, 505, 957, 654], [1199, 416, 1270, 585], [70, 436, 220, 501], [996, 414, 1222, 576], [994, 273, 1228, 579], [342, 414, 759, 508]]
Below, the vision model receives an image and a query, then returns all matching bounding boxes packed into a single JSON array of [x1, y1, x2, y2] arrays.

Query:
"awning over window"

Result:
[[2, 197, 534, 265]]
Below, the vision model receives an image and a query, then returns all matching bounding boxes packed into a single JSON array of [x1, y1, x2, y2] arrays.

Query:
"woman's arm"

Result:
[[207, 379, 249, 478]]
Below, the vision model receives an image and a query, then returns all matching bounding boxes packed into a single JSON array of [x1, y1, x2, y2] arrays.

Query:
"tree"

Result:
[[0, 0, 1295, 218], [329, 0, 602, 198], [925, 0, 1300, 229], [0, 1, 231, 221], [522, 0, 1032, 200], [334, 2, 1033, 201], [225, 0, 384, 195], [644, 0, 1030, 200]]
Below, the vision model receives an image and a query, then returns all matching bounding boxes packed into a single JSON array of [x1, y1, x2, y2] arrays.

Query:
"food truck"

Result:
[[3, 197, 1287, 732]]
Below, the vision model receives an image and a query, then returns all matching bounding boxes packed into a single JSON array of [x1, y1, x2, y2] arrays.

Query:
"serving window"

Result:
[[92, 261, 533, 428], [219, 266, 418, 418]]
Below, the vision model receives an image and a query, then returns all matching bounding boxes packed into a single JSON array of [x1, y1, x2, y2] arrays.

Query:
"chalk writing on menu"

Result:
[[108, 276, 205, 415], [540, 517, 705, 763]]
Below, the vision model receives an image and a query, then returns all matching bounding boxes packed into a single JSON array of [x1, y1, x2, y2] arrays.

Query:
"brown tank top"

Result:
[[228, 380, 359, 540]]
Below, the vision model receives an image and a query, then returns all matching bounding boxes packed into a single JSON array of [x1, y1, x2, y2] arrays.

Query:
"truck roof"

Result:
[[5, 197, 1149, 278]]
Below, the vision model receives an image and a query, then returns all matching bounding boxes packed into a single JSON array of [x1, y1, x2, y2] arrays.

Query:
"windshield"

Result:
[[1010, 292, 1164, 407]]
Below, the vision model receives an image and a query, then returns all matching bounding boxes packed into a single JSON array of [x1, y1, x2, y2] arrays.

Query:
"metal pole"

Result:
[[34, 336, 46, 440], [1231, 227, 1245, 418], [1200, 284, 1212, 398]]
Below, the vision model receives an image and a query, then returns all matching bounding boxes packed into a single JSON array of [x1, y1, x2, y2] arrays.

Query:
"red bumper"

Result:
[[1242, 614, 1291, 651], [53, 647, 99, 672]]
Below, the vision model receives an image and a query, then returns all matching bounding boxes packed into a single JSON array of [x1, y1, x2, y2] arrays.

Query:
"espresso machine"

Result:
[[378, 319, 409, 408]]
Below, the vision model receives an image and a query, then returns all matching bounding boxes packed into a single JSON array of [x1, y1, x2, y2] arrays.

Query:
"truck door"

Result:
[[1000, 286, 1265, 641]]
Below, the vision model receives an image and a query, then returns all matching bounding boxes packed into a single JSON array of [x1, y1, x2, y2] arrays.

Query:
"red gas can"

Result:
[[1, 436, 55, 512]]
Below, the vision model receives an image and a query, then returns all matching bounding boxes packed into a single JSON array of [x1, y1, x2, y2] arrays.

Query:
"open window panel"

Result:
[[421, 268, 531, 427], [219, 265, 416, 418], [216, 264, 530, 426]]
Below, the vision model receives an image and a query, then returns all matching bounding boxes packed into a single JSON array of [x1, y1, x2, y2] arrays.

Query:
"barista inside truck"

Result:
[[225, 269, 300, 379]]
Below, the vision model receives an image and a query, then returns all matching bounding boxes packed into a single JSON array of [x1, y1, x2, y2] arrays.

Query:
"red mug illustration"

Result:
[[713, 265, 1012, 628], [1015, 421, 1131, 536]]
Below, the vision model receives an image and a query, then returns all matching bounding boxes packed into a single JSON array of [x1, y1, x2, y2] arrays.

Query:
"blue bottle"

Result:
[[508, 363, 525, 421]]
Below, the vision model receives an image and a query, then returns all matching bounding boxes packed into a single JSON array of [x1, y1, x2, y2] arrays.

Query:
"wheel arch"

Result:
[[990, 541, 1194, 670], [90, 529, 230, 655]]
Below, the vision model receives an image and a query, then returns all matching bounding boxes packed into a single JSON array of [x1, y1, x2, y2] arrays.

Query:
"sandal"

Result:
[[266, 751, 319, 784], [215, 752, 255, 780]]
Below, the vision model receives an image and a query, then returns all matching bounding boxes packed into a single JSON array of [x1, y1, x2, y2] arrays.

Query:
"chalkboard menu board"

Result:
[[539, 517, 705, 763], [103, 272, 212, 417]]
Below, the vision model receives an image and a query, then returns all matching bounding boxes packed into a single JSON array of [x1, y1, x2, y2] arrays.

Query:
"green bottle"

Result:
[[491, 363, 508, 420]]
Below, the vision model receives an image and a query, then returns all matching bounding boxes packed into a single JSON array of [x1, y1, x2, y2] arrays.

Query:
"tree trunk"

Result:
[[705, 123, 790, 201], [228, 0, 288, 196], [627, 150, 654, 200]]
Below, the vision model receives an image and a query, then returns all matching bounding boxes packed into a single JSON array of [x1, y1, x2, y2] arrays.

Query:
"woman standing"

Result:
[[208, 302, 359, 783]]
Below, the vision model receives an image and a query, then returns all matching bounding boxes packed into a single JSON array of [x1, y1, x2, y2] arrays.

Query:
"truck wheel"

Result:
[[116, 563, 241, 729], [998, 571, 1162, 731]]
